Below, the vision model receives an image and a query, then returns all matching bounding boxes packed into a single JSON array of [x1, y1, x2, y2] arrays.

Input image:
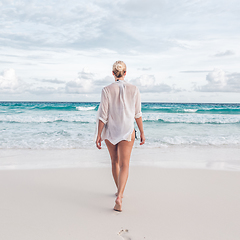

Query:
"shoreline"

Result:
[[1, 146, 240, 171]]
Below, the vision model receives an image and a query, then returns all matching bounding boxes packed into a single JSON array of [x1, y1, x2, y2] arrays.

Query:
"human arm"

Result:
[[135, 117, 145, 145], [96, 120, 105, 149], [95, 88, 108, 149], [134, 87, 145, 145]]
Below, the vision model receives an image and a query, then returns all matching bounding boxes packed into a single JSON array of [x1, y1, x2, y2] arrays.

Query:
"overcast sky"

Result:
[[0, 0, 239, 102]]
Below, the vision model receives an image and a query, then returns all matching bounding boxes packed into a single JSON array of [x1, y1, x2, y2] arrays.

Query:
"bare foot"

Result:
[[115, 192, 123, 198], [113, 197, 122, 212]]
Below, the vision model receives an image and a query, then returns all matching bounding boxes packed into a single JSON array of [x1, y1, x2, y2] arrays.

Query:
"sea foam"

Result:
[[76, 106, 96, 111]]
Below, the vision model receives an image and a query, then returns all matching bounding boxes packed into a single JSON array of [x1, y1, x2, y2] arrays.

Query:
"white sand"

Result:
[[1, 165, 240, 239]]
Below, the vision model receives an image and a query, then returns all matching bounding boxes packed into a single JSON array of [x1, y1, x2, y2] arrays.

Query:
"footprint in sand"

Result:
[[118, 229, 131, 240]]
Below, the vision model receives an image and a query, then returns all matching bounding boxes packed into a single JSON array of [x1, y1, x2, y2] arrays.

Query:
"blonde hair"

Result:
[[112, 61, 126, 78]]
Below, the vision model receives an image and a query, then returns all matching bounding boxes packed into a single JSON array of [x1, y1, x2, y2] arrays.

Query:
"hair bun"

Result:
[[115, 63, 123, 71], [112, 60, 127, 78]]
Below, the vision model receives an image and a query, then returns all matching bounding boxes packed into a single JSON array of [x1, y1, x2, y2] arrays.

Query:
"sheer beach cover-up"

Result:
[[96, 80, 142, 145]]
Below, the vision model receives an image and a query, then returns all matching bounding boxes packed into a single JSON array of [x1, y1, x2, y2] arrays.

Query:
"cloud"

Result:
[[65, 68, 94, 94], [0, 60, 15, 64], [40, 79, 66, 84], [137, 67, 152, 71], [195, 69, 240, 92], [1, 0, 237, 54], [180, 71, 211, 73], [130, 74, 173, 93], [0, 0, 107, 49], [65, 71, 177, 94], [93, 76, 113, 87], [0, 68, 27, 93], [27, 86, 64, 95], [0, 68, 114, 95], [0, 68, 64, 95], [213, 50, 235, 57], [65, 68, 113, 94]]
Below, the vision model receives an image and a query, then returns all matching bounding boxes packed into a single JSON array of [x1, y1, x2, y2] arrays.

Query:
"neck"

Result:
[[115, 77, 124, 81]]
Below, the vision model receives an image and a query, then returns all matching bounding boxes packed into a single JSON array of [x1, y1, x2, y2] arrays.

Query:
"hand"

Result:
[[96, 135, 102, 149], [140, 133, 145, 145]]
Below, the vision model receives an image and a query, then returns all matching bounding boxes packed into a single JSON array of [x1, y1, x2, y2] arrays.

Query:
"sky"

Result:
[[0, 0, 240, 102]]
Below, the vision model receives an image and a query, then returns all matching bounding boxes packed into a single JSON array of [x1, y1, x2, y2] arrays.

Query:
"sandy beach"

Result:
[[1, 0, 240, 238], [1, 149, 240, 240]]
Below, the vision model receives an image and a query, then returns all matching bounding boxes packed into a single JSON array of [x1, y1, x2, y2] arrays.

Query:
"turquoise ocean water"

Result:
[[1, 102, 240, 149]]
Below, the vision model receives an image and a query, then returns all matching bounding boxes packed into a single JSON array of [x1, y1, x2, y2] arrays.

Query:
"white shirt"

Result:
[[97, 80, 142, 145]]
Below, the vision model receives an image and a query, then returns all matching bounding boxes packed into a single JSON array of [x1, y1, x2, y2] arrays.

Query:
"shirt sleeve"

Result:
[[98, 88, 109, 124], [135, 87, 142, 119]]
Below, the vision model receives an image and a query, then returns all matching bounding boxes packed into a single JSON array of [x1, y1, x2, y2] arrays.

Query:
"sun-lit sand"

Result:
[[1, 148, 240, 240]]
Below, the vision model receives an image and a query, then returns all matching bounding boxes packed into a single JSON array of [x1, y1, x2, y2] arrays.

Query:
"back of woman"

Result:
[[99, 80, 141, 144], [96, 60, 145, 212]]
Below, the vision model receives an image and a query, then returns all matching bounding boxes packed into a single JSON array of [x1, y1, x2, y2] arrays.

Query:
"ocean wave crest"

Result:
[[76, 106, 96, 111], [0, 115, 95, 123], [183, 109, 198, 113], [141, 103, 240, 114], [0, 102, 99, 112], [142, 113, 240, 124]]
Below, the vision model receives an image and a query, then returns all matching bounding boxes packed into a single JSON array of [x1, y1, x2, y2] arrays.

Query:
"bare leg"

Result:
[[105, 140, 119, 189], [114, 130, 135, 211]]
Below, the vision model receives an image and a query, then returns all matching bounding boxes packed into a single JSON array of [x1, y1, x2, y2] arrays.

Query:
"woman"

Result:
[[95, 60, 145, 212]]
